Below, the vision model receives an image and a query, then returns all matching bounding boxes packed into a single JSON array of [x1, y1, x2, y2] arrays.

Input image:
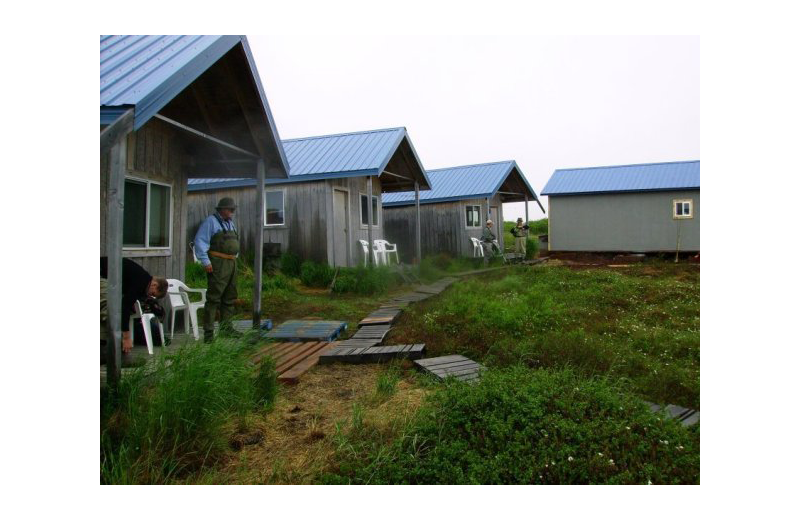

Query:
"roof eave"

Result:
[[542, 186, 701, 196]]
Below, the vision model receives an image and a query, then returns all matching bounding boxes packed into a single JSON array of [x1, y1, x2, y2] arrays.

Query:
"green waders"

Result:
[[203, 222, 239, 341]]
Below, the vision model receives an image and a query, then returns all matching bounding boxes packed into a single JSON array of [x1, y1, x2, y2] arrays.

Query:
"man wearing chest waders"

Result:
[[194, 197, 241, 343]]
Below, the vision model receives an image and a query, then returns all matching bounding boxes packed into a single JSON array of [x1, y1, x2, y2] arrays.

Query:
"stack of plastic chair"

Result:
[[374, 239, 399, 265], [166, 278, 206, 340]]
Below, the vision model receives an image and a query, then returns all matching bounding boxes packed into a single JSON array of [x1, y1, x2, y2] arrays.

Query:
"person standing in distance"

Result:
[[194, 197, 240, 342]]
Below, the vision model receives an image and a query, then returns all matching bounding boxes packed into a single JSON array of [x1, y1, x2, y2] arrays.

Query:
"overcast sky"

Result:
[[247, 35, 699, 221]]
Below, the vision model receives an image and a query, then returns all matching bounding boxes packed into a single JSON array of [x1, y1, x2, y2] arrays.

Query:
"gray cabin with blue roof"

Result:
[[187, 127, 431, 267], [382, 161, 544, 261], [540, 160, 700, 253]]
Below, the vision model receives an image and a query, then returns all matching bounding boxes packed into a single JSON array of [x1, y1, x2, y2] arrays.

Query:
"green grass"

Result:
[[388, 261, 700, 408], [322, 367, 699, 484], [100, 336, 277, 484]]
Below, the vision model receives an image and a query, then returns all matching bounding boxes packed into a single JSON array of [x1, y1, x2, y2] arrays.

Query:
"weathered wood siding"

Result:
[[186, 175, 384, 267], [100, 118, 188, 279], [384, 195, 504, 261]]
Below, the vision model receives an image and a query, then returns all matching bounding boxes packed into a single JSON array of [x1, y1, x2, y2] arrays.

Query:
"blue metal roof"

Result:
[[188, 127, 431, 189], [541, 160, 700, 196], [101, 35, 289, 175], [381, 160, 540, 207], [102, 35, 239, 129]]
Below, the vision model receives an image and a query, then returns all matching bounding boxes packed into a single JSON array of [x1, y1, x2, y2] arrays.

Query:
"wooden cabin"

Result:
[[100, 35, 288, 382], [187, 127, 431, 267], [382, 161, 544, 261]]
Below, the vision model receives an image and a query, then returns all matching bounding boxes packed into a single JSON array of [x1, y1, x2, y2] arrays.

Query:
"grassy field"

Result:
[[102, 257, 700, 484]]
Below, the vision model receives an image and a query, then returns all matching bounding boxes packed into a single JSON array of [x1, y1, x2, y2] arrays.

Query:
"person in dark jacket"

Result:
[[100, 257, 168, 353]]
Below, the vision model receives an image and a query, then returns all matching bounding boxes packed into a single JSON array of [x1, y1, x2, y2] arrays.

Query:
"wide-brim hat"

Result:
[[517, 218, 523, 222], [216, 197, 237, 210]]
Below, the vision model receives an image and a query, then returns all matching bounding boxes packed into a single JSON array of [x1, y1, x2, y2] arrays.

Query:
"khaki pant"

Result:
[[515, 236, 527, 256]]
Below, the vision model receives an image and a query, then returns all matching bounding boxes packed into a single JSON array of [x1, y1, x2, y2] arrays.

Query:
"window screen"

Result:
[[123, 180, 147, 247], [265, 190, 285, 225], [148, 183, 171, 247]]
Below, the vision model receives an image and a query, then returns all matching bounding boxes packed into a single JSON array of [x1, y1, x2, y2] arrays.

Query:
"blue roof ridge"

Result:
[[281, 127, 406, 143], [554, 159, 700, 173], [426, 160, 515, 173]]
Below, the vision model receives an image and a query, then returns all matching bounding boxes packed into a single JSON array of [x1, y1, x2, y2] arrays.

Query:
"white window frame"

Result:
[[263, 187, 286, 227], [465, 205, 482, 229], [122, 175, 173, 251], [673, 199, 694, 219], [359, 192, 380, 228]]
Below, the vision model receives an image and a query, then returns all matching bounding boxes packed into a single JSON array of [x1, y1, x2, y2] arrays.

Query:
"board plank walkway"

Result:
[[265, 319, 347, 342], [358, 307, 403, 327], [414, 354, 485, 383], [644, 401, 700, 427], [251, 341, 334, 384], [319, 344, 426, 364]]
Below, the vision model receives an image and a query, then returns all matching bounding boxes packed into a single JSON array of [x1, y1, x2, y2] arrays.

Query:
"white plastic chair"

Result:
[[167, 278, 206, 340], [165, 279, 188, 339], [470, 237, 484, 258], [375, 239, 399, 265], [129, 300, 165, 355], [358, 239, 382, 266]]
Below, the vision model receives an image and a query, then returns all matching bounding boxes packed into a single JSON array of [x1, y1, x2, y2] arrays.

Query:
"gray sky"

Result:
[[248, 35, 699, 221]]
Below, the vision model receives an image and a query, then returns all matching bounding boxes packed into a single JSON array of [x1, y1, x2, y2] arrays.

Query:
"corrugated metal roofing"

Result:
[[282, 128, 406, 178], [101, 35, 241, 129], [188, 127, 431, 189], [381, 161, 539, 207], [541, 160, 700, 196]]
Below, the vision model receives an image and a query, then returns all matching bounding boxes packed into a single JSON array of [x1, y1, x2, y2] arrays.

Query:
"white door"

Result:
[[333, 190, 349, 267]]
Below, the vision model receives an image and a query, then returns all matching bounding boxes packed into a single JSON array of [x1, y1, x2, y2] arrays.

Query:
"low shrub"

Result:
[[332, 265, 397, 295], [262, 273, 296, 293], [300, 261, 335, 288], [525, 237, 538, 259], [323, 367, 699, 484], [185, 260, 207, 288], [280, 252, 302, 278]]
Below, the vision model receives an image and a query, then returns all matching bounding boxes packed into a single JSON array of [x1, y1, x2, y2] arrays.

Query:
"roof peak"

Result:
[[554, 159, 699, 173], [282, 127, 406, 143], [427, 160, 515, 173]]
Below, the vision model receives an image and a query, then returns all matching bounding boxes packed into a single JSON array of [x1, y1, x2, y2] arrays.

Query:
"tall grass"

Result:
[[100, 337, 278, 484]]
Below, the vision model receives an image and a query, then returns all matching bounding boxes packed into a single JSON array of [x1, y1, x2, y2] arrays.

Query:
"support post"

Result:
[[524, 193, 529, 224], [367, 175, 374, 266], [415, 181, 421, 264], [104, 133, 128, 388], [253, 159, 265, 328], [485, 197, 491, 223]]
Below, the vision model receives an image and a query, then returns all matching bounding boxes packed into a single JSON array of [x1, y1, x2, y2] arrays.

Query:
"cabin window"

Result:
[[123, 178, 172, 249], [465, 205, 481, 228], [264, 189, 285, 226], [673, 199, 693, 219], [360, 193, 379, 227]]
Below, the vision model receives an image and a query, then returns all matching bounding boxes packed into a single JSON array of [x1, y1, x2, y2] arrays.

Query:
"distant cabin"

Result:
[[540, 160, 700, 253], [382, 161, 544, 261], [187, 127, 431, 267]]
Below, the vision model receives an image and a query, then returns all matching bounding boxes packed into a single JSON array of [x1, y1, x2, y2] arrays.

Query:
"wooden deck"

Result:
[[251, 341, 334, 384], [335, 323, 393, 348], [265, 319, 347, 342], [318, 344, 426, 364], [414, 355, 485, 383]]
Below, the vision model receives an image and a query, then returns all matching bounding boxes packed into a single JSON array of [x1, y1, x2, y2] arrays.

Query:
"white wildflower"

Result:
[[608, 459, 614, 465], [568, 456, 574, 462], [597, 452, 603, 457], [648, 480, 652, 485]]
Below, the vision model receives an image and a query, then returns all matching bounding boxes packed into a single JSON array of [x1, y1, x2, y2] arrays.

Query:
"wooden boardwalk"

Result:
[[358, 307, 403, 327], [414, 277, 457, 295], [335, 324, 392, 348], [319, 344, 426, 364], [265, 319, 347, 342], [251, 341, 334, 384], [414, 354, 485, 383], [644, 401, 700, 427]]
